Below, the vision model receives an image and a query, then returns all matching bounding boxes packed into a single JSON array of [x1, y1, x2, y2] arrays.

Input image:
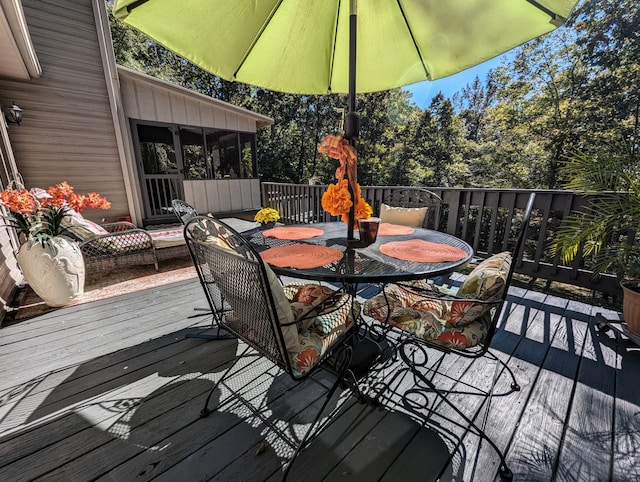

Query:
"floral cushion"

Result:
[[284, 284, 357, 335], [458, 251, 511, 301], [282, 283, 359, 377], [379, 203, 428, 228], [363, 281, 492, 349], [286, 302, 358, 377], [198, 236, 357, 376]]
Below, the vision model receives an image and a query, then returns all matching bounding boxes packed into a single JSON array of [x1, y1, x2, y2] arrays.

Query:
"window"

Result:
[[180, 128, 207, 179], [136, 124, 177, 175], [240, 132, 257, 178], [134, 121, 257, 180]]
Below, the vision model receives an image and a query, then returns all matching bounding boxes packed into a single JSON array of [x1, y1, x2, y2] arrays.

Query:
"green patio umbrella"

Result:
[[113, 0, 578, 97], [113, 0, 580, 238]]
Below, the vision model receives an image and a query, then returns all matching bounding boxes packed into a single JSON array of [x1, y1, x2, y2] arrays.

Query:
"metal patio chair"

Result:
[[171, 199, 199, 225], [363, 192, 535, 481], [170, 199, 232, 335], [381, 187, 443, 230], [184, 215, 361, 479]]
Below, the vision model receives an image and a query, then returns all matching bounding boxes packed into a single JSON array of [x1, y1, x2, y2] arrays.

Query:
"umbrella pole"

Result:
[[344, 0, 359, 241]]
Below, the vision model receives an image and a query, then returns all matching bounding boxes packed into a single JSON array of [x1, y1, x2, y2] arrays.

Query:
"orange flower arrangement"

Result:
[[0, 181, 110, 246], [318, 135, 372, 224]]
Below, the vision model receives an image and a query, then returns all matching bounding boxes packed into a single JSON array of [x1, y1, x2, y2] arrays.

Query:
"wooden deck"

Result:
[[0, 277, 638, 481]]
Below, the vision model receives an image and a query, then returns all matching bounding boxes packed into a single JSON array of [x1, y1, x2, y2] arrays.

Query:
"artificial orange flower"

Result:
[[0, 181, 110, 246], [0, 189, 37, 215], [321, 180, 353, 217], [318, 135, 373, 224], [354, 196, 373, 220]]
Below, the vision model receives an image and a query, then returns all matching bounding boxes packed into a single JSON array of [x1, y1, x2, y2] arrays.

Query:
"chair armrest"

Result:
[[100, 221, 138, 233], [392, 281, 499, 306], [78, 228, 155, 258]]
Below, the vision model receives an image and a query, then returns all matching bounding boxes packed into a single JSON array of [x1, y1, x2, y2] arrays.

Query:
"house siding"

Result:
[[0, 109, 22, 324], [0, 228, 21, 324], [0, 0, 129, 221], [118, 68, 261, 133], [0, 0, 273, 316]]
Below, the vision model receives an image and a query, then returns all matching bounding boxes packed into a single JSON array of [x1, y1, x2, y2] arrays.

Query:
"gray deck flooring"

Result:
[[0, 277, 638, 481]]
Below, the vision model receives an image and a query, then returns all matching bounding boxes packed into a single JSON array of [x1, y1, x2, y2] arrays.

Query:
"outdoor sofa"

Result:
[[62, 211, 187, 272]]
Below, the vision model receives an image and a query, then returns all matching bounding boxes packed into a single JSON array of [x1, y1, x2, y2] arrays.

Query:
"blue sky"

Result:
[[402, 54, 510, 108]]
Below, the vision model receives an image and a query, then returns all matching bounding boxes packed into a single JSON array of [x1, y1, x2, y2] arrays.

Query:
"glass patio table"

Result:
[[244, 221, 474, 377], [244, 221, 473, 284]]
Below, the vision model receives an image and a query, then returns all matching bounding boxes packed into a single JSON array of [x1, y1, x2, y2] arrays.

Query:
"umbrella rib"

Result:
[[525, 0, 568, 26], [232, 0, 286, 81], [396, 0, 431, 80], [327, 0, 341, 93], [124, 0, 150, 14]]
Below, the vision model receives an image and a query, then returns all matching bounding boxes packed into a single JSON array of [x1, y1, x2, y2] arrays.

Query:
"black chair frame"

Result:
[[382, 187, 443, 230], [171, 198, 235, 336], [171, 198, 199, 225], [366, 193, 535, 481], [184, 215, 361, 479]]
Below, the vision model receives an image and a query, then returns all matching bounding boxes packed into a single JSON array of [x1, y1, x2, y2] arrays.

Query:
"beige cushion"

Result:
[[264, 264, 301, 353], [148, 228, 185, 248], [62, 210, 109, 239], [379, 203, 428, 228]]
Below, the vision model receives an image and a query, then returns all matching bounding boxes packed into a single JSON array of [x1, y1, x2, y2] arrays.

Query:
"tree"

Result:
[[107, 0, 640, 192], [569, 0, 640, 166]]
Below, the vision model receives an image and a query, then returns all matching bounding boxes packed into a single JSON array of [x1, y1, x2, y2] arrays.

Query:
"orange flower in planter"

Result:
[[0, 188, 36, 215], [0, 181, 110, 247]]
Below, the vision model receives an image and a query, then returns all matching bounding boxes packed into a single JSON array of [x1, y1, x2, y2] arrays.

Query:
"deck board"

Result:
[[556, 304, 616, 481], [611, 322, 640, 481], [0, 277, 639, 481], [506, 297, 590, 480]]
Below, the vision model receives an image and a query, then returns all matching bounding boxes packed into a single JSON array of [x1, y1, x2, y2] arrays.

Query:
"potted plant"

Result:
[[552, 151, 640, 335], [254, 207, 280, 229], [0, 181, 111, 306]]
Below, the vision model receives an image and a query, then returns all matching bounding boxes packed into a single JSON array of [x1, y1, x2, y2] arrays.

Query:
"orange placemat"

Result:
[[260, 244, 343, 268], [377, 223, 415, 236], [379, 239, 467, 262], [262, 226, 325, 240]]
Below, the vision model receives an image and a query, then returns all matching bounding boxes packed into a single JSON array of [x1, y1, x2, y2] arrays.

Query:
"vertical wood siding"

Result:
[[183, 179, 261, 214], [118, 69, 258, 133], [0, 227, 21, 324], [0, 0, 128, 220]]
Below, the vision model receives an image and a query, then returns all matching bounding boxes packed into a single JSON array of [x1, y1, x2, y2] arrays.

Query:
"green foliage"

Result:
[[107, 0, 640, 193], [552, 151, 640, 278]]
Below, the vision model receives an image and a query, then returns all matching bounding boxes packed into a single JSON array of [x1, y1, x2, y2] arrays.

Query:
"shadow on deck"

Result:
[[0, 278, 638, 481]]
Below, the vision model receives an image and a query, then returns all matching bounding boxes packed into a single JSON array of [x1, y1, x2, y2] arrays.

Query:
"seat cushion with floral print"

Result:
[[363, 281, 493, 349], [282, 283, 359, 377], [458, 252, 511, 302], [284, 284, 358, 335]]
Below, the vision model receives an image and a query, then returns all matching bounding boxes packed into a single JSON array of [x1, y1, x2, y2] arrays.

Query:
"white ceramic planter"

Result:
[[17, 237, 86, 307]]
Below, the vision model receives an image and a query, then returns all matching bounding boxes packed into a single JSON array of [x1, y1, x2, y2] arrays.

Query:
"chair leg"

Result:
[[399, 341, 514, 481], [200, 344, 253, 417], [282, 345, 356, 481], [485, 349, 520, 392], [185, 306, 234, 340], [187, 307, 215, 319]]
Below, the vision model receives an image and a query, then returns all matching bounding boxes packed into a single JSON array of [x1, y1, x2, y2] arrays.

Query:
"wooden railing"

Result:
[[261, 182, 623, 297]]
